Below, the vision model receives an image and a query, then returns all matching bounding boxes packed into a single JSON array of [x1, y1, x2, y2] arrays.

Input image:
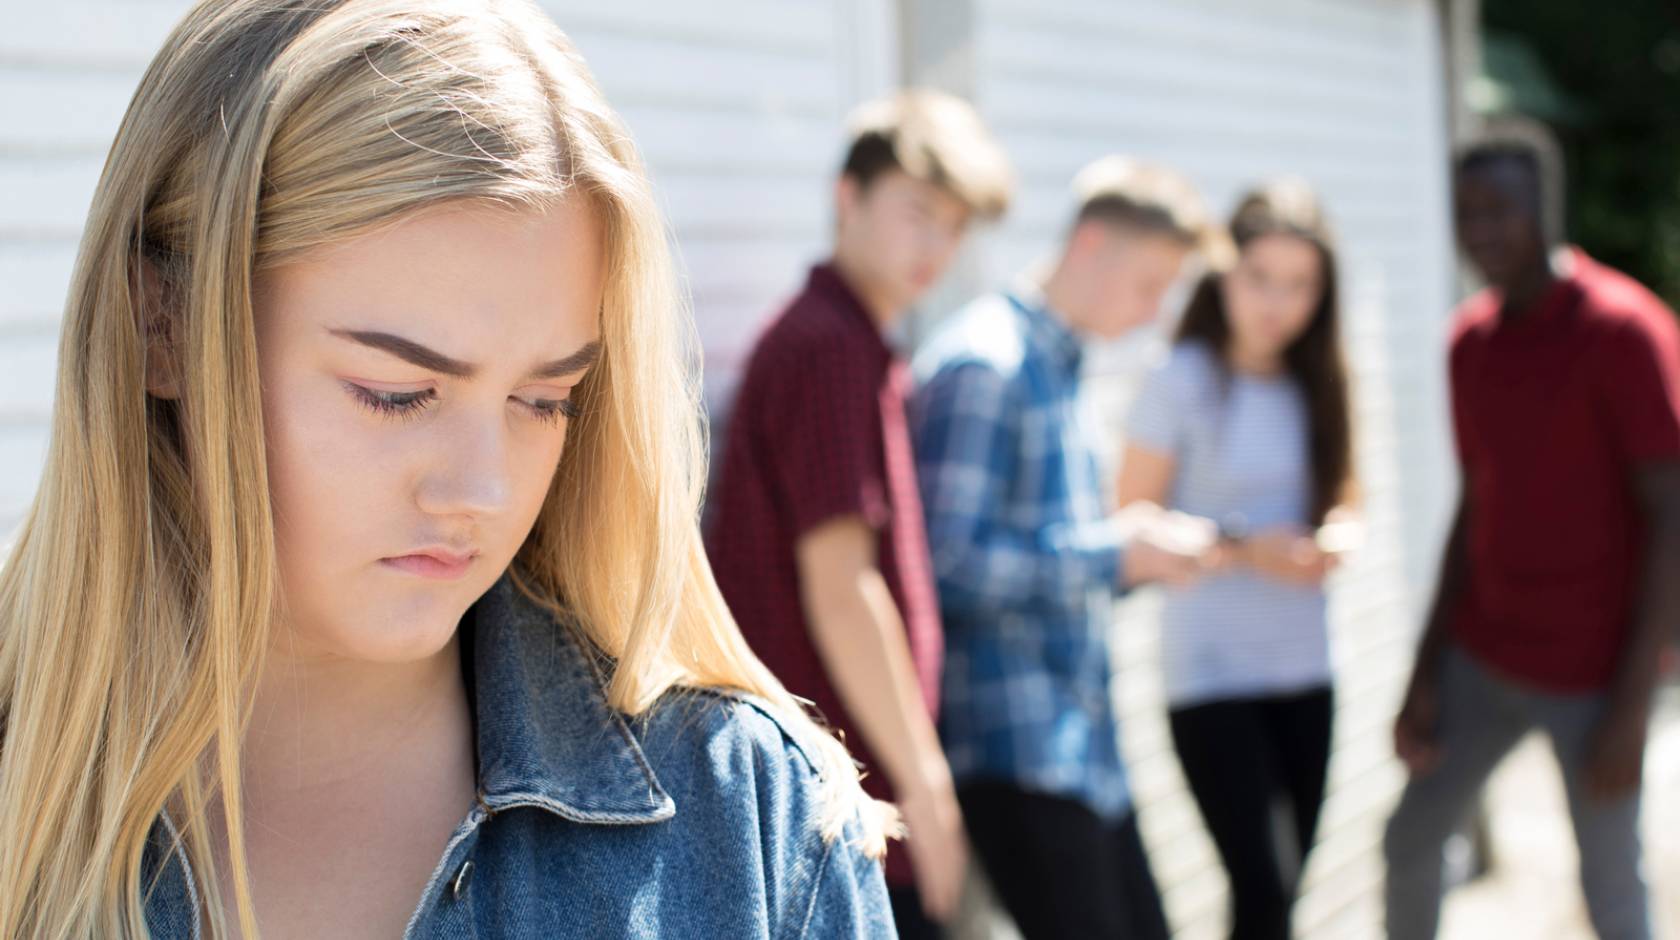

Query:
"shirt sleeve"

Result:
[[1600, 312, 1680, 464], [763, 339, 891, 536], [1448, 326, 1479, 469], [1126, 346, 1190, 454], [910, 359, 1126, 617]]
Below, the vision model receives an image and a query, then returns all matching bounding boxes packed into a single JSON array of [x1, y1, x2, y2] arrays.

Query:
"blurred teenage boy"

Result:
[[1384, 132, 1680, 940], [910, 157, 1217, 940], [705, 90, 1012, 938]]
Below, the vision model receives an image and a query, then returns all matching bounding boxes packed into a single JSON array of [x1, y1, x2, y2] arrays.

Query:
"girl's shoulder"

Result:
[[1137, 339, 1222, 413], [1159, 339, 1222, 386], [631, 686, 894, 935], [635, 684, 857, 850], [471, 577, 895, 936]]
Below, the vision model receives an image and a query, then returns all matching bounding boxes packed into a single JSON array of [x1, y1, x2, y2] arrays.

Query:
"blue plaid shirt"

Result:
[[908, 288, 1133, 820]]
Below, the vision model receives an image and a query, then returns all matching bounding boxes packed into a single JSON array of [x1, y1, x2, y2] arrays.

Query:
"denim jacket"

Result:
[[140, 576, 894, 938]]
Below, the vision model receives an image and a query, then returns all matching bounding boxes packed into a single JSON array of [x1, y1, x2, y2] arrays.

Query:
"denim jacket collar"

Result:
[[465, 576, 675, 823], [142, 576, 674, 930]]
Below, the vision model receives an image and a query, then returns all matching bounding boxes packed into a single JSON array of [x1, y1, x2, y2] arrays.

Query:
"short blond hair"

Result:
[[841, 89, 1014, 219], [1071, 156, 1209, 248]]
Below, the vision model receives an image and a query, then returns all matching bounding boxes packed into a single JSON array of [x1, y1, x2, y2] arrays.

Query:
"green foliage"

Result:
[[1483, 1, 1680, 306]]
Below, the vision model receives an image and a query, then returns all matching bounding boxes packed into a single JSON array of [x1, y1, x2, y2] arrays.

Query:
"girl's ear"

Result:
[[133, 257, 182, 400]]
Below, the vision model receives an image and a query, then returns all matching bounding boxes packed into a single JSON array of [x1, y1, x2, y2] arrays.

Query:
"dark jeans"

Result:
[[1168, 686, 1334, 940], [959, 781, 1170, 940], [887, 884, 944, 940]]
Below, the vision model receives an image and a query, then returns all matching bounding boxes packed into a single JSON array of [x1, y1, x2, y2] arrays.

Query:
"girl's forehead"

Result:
[[258, 200, 604, 352]]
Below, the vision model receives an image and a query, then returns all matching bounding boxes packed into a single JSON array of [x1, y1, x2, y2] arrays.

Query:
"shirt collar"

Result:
[[1494, 245, 1589, 330], [462, 575, 676, 824], [806, 261, 891, 353], [1004, 281, 1085, 375]]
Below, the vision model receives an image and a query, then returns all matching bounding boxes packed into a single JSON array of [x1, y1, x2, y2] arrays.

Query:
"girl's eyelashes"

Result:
[[345, 381, 436, 421], [344, 380, 578, 426], [520, 396, 581, 426]]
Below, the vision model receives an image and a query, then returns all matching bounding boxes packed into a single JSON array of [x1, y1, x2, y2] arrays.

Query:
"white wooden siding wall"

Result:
[[0, 0, 886, 539], [945, 1, 1458, 937], [5, 3, 1458, 937], [543, 1, 897, 404]]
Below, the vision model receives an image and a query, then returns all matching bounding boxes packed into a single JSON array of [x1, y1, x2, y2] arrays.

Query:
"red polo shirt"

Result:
[[705, 263, 943, 887], [1449, 248, 1680, 691]]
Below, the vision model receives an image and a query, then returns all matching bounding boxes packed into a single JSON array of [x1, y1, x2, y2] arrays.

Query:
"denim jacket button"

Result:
[[451, 860, 474, 900]]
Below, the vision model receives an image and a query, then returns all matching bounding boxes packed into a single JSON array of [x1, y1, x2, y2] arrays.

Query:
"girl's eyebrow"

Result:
[[332, 329, 473, 376], [529, 340, 601, 379], [329, 329, 601, 380]]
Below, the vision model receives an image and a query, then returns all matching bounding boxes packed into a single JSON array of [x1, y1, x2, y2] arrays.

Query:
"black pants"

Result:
[[1168, 686, 1334, 940], [887, 885, 943, 940], [959, 782, 1170, 940]]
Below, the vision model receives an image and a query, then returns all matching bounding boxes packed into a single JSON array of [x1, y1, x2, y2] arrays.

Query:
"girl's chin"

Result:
[[322, 591, 475, 663]]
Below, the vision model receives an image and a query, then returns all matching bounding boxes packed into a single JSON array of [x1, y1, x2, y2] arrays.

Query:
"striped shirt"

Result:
[[1127, 341, 1331, 709], [909, 289, 1132, 820]]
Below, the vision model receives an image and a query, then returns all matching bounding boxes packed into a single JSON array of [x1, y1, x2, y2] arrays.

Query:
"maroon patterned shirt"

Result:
[[705, 263, 943, 888]]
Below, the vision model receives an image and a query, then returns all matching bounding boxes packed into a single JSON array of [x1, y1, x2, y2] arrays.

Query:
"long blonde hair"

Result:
[[0, 1, 886, 935]]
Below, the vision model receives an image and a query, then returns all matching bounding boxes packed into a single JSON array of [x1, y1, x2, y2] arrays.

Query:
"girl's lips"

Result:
[[380, 550, 476, 580]]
